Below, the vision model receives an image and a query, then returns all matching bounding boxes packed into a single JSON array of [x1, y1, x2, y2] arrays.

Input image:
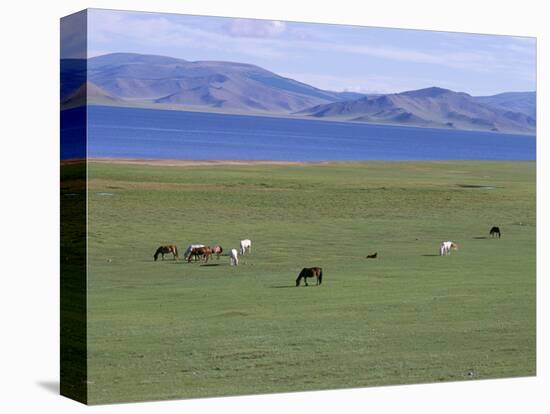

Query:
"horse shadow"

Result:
[[200, 263, 223, 267], [269, 285, 296, 289], [422, 254, 440, 257], [473, 236, 489, 239]]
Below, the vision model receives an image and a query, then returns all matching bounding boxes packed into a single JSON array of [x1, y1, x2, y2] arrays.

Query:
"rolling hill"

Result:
[[299, 87, 535, 133], [474, 92, 536, 119], [61, 53, 535, 134], [82, 53, 364, 113]]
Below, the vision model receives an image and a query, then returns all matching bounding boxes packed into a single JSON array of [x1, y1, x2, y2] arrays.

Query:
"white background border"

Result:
[[0, 0, 546, 412]]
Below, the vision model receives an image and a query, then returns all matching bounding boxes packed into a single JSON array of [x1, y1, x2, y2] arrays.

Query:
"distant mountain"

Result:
[[299, 87, 535, 133], [60, 53, 535, 134], [79, 53, 366, 113], [474, 92, 536, 119]]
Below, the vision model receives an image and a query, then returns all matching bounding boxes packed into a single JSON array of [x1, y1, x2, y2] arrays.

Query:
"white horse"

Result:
[[240, 239, 252, 255], [440, 241, 458, 256], [183, 244, 204, 260], [230, 248, 239, 266]]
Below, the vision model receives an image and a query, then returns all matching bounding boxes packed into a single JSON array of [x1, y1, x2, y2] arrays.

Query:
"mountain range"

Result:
[[299, 87, 535, 133], [61, 53, 536, 134]]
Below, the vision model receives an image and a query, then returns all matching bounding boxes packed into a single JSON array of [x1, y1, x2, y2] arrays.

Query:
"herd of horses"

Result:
[[153, 226, 502, 286], [154, 239, 252, 266]]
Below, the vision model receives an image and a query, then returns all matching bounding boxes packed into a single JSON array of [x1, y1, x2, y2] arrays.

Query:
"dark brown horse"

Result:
[[187, 246, 214, 263], [154, 245, 179, 261], [188, 247, 205, 262], [296, 267, 323, 287], [490, 226, 501, 238]]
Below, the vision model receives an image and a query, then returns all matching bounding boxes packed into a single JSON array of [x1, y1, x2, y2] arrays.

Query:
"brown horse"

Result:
[[154, 245, 179, 261], [187, 246, 214, 263], [188, 247, 205, 262], [296, 267, 323, 287]]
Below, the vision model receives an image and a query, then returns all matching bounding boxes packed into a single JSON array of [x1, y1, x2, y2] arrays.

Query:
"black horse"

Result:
[[490, 226, 501, 239], [296, 267, 323, 287]]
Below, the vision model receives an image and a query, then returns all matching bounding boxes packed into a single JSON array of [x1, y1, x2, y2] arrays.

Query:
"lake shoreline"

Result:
[[87, 158, 324, 167], [82, 158, 536, 167], [78, 103, 536, 137]]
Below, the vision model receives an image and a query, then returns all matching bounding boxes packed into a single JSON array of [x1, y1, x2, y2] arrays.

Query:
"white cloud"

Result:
[[89, 12, 286, 60], [225, 19, 286, 38], [87, 10, 535, 93], [88, 10, 533, 74], [307, 41, 509, 73]]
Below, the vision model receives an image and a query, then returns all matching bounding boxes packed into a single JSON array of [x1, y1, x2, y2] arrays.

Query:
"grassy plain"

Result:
[[85, 161, 536, 404]]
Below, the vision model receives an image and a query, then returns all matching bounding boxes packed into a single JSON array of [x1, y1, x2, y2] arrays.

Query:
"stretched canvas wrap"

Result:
[[60, 8, 536, 405]]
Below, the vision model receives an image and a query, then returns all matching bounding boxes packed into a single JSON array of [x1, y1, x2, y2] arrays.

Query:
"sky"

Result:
[[67, 8, 536, 96]]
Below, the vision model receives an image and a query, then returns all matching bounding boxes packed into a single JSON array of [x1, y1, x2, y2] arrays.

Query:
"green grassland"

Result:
[[85, 161, 536, 404]]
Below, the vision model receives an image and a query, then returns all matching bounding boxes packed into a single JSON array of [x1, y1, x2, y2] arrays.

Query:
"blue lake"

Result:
[[62, 105, 536, 161]]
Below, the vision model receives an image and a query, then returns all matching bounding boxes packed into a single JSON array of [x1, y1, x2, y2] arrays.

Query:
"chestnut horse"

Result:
[[183, 244, 204, 260], [154, 245, 179, 261], [188, 246, 214, 263], [296, 267, 323, 286]]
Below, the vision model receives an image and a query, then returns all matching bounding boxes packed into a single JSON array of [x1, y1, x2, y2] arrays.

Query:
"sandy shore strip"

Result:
[[87, 158, 331, 167]]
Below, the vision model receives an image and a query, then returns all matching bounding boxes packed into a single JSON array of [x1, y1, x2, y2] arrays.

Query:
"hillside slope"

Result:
[[299, 87, 535, 133]]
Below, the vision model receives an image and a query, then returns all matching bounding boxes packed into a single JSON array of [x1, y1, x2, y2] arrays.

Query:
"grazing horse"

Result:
[[366, 252, 378, 259], [188, 247, 205, 263], [230, 248, 239, 266], [240, 239, 252, 255], [490, 226, 501, 239], [183, 244, 204, 261], [439, 241, 458, 256], [211, 245, 223, 259], [296, 267, 323, 287], [188, 246, 214, 263], [187, 247, 203, 263], [154, 245, 179, 261]]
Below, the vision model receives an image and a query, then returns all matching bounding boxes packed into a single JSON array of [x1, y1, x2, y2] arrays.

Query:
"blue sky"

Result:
[[80, 8, 536, 96]]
